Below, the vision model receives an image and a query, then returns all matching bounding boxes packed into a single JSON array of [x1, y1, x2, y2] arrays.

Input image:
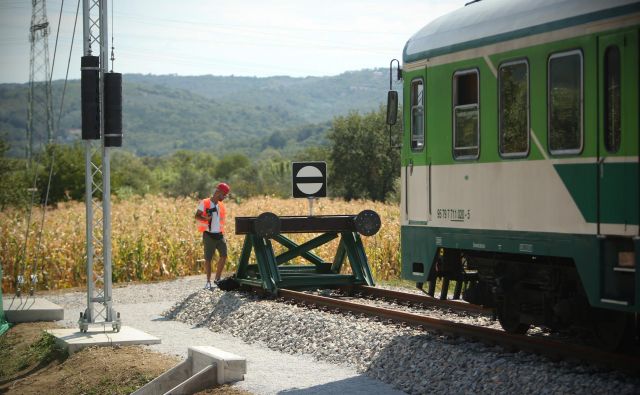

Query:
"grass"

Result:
[[25, 334, 66, 367], [82, 372, 157, 395], [0, 328, 67, 381], [0, 324, 184, 394], [377, 277, 419, 290]]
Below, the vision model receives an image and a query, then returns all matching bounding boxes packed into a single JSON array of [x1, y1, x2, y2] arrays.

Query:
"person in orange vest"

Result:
[[195, 182, 230, 290]]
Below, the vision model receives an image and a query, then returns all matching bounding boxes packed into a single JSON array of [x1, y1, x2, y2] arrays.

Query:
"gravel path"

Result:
[[47, 275, 405, 395]]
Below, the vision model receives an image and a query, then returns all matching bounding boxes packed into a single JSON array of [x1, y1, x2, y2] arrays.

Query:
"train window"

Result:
[[410, 78, 425, 151], [548, 50, 583, 154], [453, 69, 479, 159], [499, 60, 529, 157], [604, 46, 621, 153]]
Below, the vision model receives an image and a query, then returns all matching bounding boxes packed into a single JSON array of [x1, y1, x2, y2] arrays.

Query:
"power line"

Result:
[[48, 0, 64, 84], [114, 11, 408, 37]]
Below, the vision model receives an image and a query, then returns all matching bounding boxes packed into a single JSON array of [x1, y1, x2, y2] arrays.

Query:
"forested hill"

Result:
[[0, 68, 391, 157]]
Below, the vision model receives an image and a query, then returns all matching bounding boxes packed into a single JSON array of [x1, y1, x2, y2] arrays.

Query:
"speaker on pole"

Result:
[[81, 56, 100, 140], [104, 72, 122, 147]]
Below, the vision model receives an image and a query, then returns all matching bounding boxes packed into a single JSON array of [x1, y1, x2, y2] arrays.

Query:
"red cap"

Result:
[[216, 182, 230, 195]]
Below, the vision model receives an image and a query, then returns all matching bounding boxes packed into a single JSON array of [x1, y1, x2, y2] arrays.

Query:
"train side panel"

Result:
[[400, 22, 639, 315]]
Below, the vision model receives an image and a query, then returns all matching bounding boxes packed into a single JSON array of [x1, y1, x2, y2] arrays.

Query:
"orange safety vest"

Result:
[[197, 198, 226, 233]]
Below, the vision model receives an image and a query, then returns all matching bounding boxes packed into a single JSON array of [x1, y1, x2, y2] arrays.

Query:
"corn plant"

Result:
[[1, 196, 401, 293]]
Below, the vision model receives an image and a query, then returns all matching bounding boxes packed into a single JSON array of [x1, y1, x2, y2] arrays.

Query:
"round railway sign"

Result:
[[292, 161, 327, 198]]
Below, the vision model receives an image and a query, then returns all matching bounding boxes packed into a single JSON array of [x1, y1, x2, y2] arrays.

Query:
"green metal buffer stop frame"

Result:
[[234, 210, 381, 293]]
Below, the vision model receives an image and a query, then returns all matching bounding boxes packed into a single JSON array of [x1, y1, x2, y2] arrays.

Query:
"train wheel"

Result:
[[497, 295, 530, 334], [592, 309, 631, 351]]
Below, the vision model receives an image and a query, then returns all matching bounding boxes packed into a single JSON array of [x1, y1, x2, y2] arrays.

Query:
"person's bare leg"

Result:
[[214, 256, 227, 282], [205, 259, 212, 283]]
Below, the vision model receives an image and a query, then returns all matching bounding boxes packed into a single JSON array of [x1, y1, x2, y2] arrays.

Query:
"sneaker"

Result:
[[204, 282, 212, 290]]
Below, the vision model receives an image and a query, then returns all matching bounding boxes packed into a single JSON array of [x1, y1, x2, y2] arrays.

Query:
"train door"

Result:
[[597, 30, 639, 306], [404, 75, 429, 224], [597, 30, 639, 235]]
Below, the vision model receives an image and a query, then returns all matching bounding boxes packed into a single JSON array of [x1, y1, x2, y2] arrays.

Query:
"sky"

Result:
[[0, 0, 468, 84]]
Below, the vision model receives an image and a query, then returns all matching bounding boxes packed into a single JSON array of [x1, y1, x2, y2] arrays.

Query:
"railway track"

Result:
[[245, 285, 640, 374], [337, 285, 493, 316]]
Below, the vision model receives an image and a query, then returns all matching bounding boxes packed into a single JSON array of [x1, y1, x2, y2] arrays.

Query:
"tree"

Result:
[[37, 143, 87, 204], [293, 146, 329, 163], [157, 150, 218, 198], [0, 137, 29, 209], [214, 153, 250, 180], [264, 131, 287, 149], [111, 151, 158, 197], [327, 107, 400, 201], [227, 152, 291, 198]]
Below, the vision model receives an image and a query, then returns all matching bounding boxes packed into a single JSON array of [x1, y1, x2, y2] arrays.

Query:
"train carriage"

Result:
[[394, 0, 640, 347]]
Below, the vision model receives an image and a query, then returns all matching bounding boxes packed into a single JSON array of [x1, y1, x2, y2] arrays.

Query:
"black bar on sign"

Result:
[[295, 177, 324, 183]]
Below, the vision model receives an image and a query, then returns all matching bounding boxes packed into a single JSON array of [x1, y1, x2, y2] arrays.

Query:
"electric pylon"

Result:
[[27, 0, 54, 162], [15, 0, 54, 298]]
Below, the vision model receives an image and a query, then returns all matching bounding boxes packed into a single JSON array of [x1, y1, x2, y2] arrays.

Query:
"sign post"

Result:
[[308, 197, 314, 216], [292, 161, 327, 216]]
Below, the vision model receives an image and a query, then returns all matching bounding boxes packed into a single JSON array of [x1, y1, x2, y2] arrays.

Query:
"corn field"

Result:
[[1, 196, 401, 293]]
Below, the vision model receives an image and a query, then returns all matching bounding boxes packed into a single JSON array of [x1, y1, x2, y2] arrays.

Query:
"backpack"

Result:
[[217, 276, 240, 291]]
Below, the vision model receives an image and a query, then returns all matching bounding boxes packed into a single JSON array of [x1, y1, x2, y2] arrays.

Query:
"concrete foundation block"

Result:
[[47, 326, 160, 354], [3, 297, 64, 323], [133, 346, 246, 395]]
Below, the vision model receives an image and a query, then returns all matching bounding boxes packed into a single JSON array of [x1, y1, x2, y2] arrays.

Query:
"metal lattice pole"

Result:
[[27, 0, 54, 161], [18, 0, 53, 297], [79, 0, 119, 332]]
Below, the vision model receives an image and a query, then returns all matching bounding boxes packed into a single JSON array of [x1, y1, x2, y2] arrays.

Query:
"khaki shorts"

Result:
[[203, 232, 228, 261]]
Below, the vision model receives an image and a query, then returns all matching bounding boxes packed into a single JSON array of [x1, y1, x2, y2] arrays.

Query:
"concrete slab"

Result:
[[47, 326, 161, 354], [133, 346, 246, 395], [189, 346, 246, 384], [3, 297, 64, 323]]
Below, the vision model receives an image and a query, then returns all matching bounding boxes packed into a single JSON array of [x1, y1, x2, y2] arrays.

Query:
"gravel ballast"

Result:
[[163, 281, 640, 395], [47, 276, 640, 394], [47, 276, 404, 394]]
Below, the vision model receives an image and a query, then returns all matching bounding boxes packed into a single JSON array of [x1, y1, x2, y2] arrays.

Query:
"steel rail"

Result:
[[339, 285, 493, 315], [275, 288, 640, 374]]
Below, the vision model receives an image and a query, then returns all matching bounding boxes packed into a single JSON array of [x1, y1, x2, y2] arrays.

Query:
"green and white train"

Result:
[[390, 0, 640, 347]]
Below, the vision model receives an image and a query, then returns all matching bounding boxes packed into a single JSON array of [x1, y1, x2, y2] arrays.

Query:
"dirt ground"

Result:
[[0, 322, 251, 395]]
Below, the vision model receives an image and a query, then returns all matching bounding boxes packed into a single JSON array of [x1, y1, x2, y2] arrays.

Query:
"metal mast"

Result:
[[79, 0, 120, 332], [27, 0, 54, 161]]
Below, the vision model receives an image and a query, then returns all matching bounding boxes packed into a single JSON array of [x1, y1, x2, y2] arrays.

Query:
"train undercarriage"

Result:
[[421, 248, 638, 350]]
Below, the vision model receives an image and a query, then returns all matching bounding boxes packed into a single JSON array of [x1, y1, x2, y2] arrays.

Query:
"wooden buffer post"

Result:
[[234, 210, 381, 293]]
